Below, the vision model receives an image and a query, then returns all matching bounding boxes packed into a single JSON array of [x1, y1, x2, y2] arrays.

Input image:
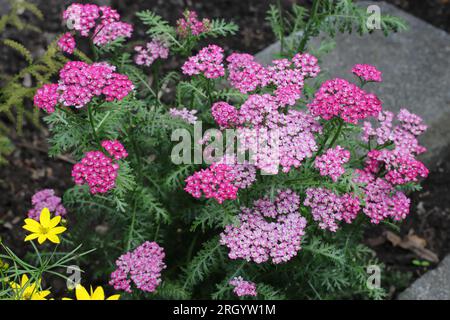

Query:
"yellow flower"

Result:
[[63, 284, 120, 300], [10, 274, 51, 300], [23, 208, 67, 244]]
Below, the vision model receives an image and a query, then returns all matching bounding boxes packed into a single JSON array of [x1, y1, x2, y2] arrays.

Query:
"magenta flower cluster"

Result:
[[62, 3, 132, 49], [34, 61, 134, 111], [101, 140, 128, 160], [27, 189, 67, 221], [176, 10, 210, 37], [134, 39, 169, 67], [304, 188, 361, 232], [220, 189, 307, 264], [169, 107, 198, 124], [182, 45, 225, 79], [352, 64, 382, 82], [185, 163, 238, 203], [110, 241, 166, 293], [72, 140, 127, 194], [211, 102, 240, 129], [226, 53, 269, 93], [229, 277, 257, 297], [57, 33, 76, 54], [314, 146, 350, 182], [308, 78, 382, 124]]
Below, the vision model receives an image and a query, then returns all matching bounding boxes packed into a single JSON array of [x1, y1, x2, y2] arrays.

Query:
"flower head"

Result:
[[27, 189, 66, 221], [10, 275, 51, 300], [352, 64, 382, 82], [57, 32, 76, 54], [23, 208, 67, 244], [229, 277, 257, 297]]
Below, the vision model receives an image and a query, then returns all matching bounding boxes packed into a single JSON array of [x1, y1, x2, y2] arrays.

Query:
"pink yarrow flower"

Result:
[[27, 189, 67, 221], [101, 140, 128, 160], [169, 107, 198, 124], [176, 10, 210, 37], [220, 189, 307, 264], [33, 84, 60, 113], [352, 64, 382, 82], [211, 102, 240, 128], [110, 241, 166, 293], [229, 277, 257, 297], [182, 45, 225, 79], [134, 39, 169, 67], [57, 32, 76, 54], [308, 78, 382, 124], [314, 146, 350, 182]]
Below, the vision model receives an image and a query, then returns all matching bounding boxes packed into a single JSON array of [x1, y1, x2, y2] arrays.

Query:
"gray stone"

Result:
[[256, 1, 450, 168], [398, 255, 450, 300]]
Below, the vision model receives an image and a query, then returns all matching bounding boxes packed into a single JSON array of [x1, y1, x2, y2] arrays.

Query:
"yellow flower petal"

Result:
[[49, 215, 62, 229], [37, 234, 48, 244], [21, 275, 30, 287], [91, 286, 105, 300], [39, 208, 51, 228], [75, 285, 91, 300], [106, 294, 120, 300], [23, 224, 40, 233], [46, 234, 61, 244], [23, 219, 41, 231], [24, 233, 39, 242], [48, 226, 67, 235]]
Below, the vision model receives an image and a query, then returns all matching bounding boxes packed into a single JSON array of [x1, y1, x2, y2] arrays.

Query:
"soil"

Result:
[[1, 0, 450, 298]]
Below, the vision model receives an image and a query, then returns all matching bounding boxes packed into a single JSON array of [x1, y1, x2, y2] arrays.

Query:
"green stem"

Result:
[[277, 0, 285, 54], [298, 0, 321, 52], [327, 118, 344, 149], [87, 103, 101, 148], [126, 193, 138, 251]]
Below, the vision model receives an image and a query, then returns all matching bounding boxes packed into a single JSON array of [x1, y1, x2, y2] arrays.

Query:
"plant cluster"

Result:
[[0, 1, 424, 300]]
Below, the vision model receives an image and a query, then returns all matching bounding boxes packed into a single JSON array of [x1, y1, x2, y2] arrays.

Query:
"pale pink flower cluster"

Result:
[[352, 64, 382, 82], [304, 188, 361, 232], [220, 189, 307, 264], [34, 84, 59, 113], [34, 61, 134, 111], [27, 189, 67, 221], [182, 45, 225, 79], [62, 3, 133, 46], [226, 53, 269, 93], [110, 241, 166, 293], [211, 102, 240, 128], [360, 108, 428, 187], [356, 176, 411, 224], [72, 142, 128, 194], [229, 277, 257, 297], [308, 78, 382, 124], [57, 32, 76, 54], [314, 146, 350, 181], [185, 163, 238, 203], [169, 107, 198, 124], [218, 155, 257, 190], [176, 10, 210, 37], [234, 95, 321, 173], [101, 140, 128, 160], [134, 39, 169, 67]]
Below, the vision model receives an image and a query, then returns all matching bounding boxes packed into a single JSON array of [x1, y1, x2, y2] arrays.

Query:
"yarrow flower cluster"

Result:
[[176, 10, 210, 37], [33, 84, 59, 113], [62, 3, 133, 47], [352, 64, 382, 82], [169, 107, 198, 124], [314, 146, 350, 181], [304, 188, 361, 232], [211, 102, 240, 128], [308, 78, 382, 124], [220, 189, 307, 264], [72, 140, 127, 194], [182, 45, 225, 79], [184, 163, 238, 203], [110, 241, 166, 293], [27, 189, 67, 221], [134, 39, 169, 67], [101, 140, 128, 160], [226, 53, 269, 93], [34, 61, 134, 111], [218, 155, 257, 190], [57, 32, 76, 54], [229, 277, 257, 297]]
